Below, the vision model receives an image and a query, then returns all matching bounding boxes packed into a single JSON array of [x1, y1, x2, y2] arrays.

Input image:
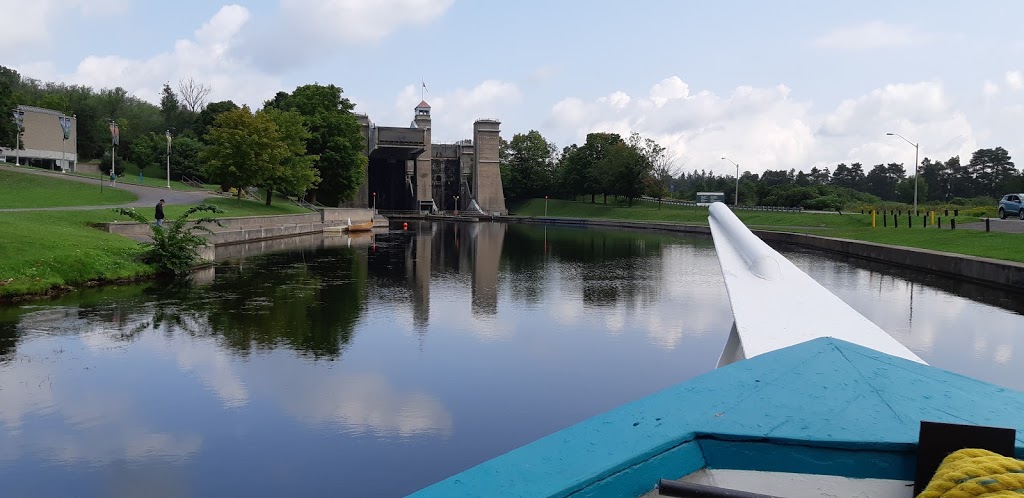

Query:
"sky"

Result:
[[5, 0, 1024, 177]]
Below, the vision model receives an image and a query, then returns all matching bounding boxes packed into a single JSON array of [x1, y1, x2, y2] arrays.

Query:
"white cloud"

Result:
[[0, 0, 128, 58], [818, 82, 977, 167], [542, 75, 1008, 177], [983, 81, 1000, 97], [245, 0, 454, 70], [812, 21, 925, 50], [279, 0, 453, 44], [547, 77, 815, 175], [1006, 71, 1024, 91], [392, 80, 523, 141], [649, 76, 689, 107], [39, 5, 284, 108]]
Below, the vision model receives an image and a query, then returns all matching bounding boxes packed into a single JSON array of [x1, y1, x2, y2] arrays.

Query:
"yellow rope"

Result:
[[917, 449, 1024, 498]]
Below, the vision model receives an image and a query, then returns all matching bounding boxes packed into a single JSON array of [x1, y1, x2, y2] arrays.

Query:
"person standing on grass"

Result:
[[155, 199, 166, 227]]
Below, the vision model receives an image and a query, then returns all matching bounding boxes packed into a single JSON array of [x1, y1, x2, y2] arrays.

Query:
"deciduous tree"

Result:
[[263, 84, 366, 206]]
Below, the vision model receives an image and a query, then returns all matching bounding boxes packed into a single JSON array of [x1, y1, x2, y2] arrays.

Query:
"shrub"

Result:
[[115, 204, 224, 276]]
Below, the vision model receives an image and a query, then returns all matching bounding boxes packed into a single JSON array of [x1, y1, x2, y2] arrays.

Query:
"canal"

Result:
[[0, 221, 1022, 496]]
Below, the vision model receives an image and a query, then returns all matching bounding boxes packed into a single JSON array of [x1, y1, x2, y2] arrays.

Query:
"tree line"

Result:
[[500, 128, 1020, 209], [0, 66, 365, 206]]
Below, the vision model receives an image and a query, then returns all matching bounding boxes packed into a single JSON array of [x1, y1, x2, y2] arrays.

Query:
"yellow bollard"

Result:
[[931, 210, 935, 226], [872, 210, 876, 228]]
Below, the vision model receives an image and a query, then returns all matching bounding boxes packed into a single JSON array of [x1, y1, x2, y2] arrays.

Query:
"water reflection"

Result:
[[0, 223, 1022, 495]]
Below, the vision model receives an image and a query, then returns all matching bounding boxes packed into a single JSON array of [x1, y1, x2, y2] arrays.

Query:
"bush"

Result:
[[802, 195, 844, 211], [115, 204, 224, 276], [961, 206, 997, 218]]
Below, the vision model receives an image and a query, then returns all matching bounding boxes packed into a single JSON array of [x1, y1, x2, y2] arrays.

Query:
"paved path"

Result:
[[960, 218, 1024, 234], [0, 164, 213, 212]]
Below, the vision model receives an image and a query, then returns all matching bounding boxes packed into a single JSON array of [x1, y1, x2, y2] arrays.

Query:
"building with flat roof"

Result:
[[355, 102, 506, 215], [1, 105, 78, 172]]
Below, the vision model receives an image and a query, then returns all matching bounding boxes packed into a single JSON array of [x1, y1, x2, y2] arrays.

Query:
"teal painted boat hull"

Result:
[[412, 338, 1024, 497]]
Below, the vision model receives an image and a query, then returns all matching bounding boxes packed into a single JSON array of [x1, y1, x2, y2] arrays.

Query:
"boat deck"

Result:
[[413, 338, 1024, 497]]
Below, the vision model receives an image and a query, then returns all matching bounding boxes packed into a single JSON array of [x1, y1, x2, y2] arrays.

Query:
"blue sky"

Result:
[[5, 0, 1024, 176]]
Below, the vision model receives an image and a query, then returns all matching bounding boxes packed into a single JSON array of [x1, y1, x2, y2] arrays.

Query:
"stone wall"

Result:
[[99, 208, 375, 245], [472, 119, 506, 215]]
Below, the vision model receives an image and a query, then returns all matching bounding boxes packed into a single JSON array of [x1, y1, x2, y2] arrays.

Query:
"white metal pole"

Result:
[[735, 164, 739, 206], [15, 131, 19, 166], [111, 145, 115, 186], [913, 143, 919, 217], [166, 130, 172, 189]]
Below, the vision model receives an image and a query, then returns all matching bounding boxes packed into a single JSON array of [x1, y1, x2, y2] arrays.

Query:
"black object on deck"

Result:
[[657, 479, 781, 498], [913, 420, 1016, 496]]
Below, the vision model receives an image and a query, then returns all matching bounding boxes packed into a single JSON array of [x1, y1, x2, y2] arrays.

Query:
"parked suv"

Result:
[[998, 194, 1024, 219]]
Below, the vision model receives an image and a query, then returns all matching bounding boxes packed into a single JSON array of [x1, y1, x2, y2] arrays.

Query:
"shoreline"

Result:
[[5, 213, 1023, 304]]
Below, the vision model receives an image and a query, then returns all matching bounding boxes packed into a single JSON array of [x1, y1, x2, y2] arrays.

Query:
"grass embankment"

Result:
[[0, 210, 153, 298], [71, 161, 207, 191], [0, 169, 137, 208], [0, 195, 314, 299], [512, 198, 1024, 263]]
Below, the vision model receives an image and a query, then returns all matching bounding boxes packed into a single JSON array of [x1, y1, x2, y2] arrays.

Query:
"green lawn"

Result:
[[66, 161, 208, 192], [162, 196, 311, 218], [511, 198, 1024, 263], [0, 209, 153, 298], [0, 195, 311, 299], [0, 169, 137, 208]]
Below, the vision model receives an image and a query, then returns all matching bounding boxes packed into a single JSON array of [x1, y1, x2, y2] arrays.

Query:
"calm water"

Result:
[[1, 222, 1023, 496]]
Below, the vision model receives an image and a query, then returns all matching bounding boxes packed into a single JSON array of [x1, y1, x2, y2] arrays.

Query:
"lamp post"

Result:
[[886, 132, 920, 216], [372, 191, 377, 213], [722, 157, 740, 206], [544, 195, 548, 216], [453, 195, 460, 216], [165, 129, 173, 189]]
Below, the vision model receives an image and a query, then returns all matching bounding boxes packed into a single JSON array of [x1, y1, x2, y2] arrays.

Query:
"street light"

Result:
[[886, 132, 920, 216], [165, 129, 173, 189], [722, 157, 740, 206], [453, 195, 460, 216]]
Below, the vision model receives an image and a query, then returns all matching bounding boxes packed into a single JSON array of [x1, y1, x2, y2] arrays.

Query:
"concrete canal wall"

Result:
[[97, 208, 375, 246], [488, 216, 1024, 291]]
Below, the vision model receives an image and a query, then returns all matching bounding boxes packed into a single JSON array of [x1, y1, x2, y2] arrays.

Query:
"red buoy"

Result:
[[403, 222, 408, 230]]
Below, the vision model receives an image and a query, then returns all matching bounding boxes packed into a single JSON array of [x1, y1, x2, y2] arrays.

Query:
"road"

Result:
[[0, 164, 212, 211]]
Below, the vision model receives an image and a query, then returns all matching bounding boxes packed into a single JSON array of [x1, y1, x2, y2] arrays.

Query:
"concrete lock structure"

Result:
[[1, 105, 78, 172], [355, 101, 506, 215]]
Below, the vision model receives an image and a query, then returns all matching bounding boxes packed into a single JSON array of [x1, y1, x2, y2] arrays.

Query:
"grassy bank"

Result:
[[511, 198, 1024, 263], [72, 161, 208, 191], [0, 196, 314, 299], [0, 169, 137, 208], [0, 209, 153, 298]]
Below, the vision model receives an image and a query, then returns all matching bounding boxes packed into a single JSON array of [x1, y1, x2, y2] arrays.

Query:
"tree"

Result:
[[896, 175, 928, 205], [0, 66, 21, 149], [969, 147, 1016, 197], [177, 77, 211, 113], [262, 108, 319, 205], [945, 155, 973, 198], [159, 84, 180, 129], [863, 163, 905, 201], [500, 130, 556, 199], [196, 100, 239, 142], [200, 106, 280, 199], [170, 135, 204, 179], [263, 84, 367, 206], [128, 132, 163, 171]]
